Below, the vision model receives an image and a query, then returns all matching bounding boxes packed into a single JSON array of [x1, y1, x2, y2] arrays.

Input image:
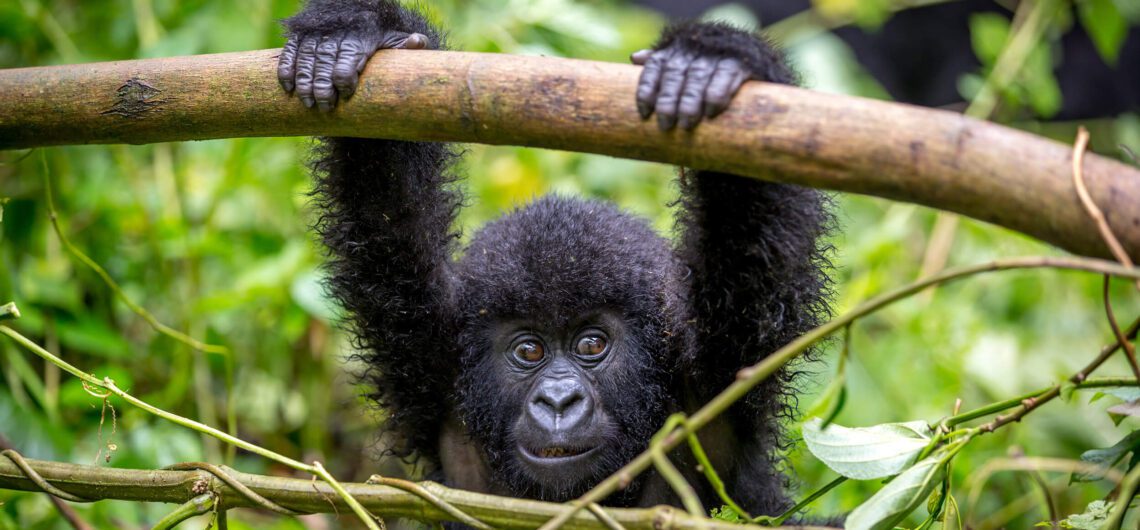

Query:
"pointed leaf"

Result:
[[1073, 430, 1140, 483], [846, 457, 945, 530], [1099, 386, 1140, 402], [803, 419, 933, 480]]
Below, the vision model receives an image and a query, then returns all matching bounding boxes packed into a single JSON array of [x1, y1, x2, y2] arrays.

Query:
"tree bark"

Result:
[[0, 49, 1138, 261], [0, 457, 834, 530]]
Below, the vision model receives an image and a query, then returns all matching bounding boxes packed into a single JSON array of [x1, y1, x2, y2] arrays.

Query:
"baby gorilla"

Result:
[[279, 0, 832, 514]]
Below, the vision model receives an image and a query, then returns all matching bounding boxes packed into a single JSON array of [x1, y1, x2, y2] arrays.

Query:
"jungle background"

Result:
[[1, 0, 1139, 528]]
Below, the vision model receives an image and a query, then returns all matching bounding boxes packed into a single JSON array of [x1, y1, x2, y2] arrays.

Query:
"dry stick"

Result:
[[536, 256, 1140, 530], [2, 52, 1140, 263], [1072, 127, 1140, 289], [0, 322, 382, 530]]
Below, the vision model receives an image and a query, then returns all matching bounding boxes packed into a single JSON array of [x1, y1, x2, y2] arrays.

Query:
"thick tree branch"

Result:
[[0, 457, 835, 530], [0, 49, 1138, 261]]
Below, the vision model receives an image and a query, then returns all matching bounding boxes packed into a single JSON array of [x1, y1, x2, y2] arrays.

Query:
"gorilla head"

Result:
[[454, 197, 690, 499]]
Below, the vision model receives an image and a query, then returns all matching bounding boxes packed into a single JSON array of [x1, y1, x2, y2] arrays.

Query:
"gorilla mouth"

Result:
[[522, 444, 595, 461]]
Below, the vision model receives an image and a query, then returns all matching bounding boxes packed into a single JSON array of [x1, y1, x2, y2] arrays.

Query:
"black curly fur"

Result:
[[292, 0, 833, 517]]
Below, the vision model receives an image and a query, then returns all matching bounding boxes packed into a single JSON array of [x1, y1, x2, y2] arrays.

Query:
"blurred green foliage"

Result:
[[1, 0, 1139, 529]]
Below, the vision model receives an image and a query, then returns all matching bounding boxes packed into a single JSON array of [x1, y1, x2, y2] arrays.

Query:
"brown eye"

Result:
[[577, 335, 608, 357], [514, 341, 545, 363]]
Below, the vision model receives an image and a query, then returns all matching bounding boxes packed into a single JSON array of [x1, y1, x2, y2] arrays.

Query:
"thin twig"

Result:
[[41, 160, 230, 356], [648, 415, 704, 518], [165, 462, 304, 515], [975, 317, 1140, 435], [944, 377, 1140, 428], [367, 475, 493, 530], [1103, 276, 1140, 380], [1072, 127, 1139, 293], [537, 256, 1140, 530], [587, 503, 627, 530]]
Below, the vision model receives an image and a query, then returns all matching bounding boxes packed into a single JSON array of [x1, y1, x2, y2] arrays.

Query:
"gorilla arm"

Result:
[[637, 21, 834, 514], [279, 0, 463, 463]]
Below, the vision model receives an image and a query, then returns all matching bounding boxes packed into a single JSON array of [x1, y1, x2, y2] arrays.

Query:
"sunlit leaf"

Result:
[[1056, 500, 1112, 529], [845, 457, 945, 530], [803, 419, 933, 480], [969, 13, 1010, 66]]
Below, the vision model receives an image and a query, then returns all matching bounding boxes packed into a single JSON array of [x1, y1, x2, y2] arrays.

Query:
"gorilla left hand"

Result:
[[633, 21, 795, 131]]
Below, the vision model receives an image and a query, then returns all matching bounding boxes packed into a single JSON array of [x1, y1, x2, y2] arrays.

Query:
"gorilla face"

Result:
[[459, 309, 671, 500]]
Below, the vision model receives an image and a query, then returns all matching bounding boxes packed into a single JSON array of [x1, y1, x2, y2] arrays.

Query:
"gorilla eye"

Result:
[[513, 340, 545, 364], [576, 334, 608, 358]]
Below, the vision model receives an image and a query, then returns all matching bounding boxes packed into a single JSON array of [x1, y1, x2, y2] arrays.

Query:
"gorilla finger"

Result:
[[676, 55, 717, 131], [635, 49, 672, 119], [655, 49, 696, 131], [278, 37, 300, 93], [629, 49, 652, 65], [332, 38, 370, 100], [704, 58, 748, 118], [294, 36, 321, 109], [313, 36, 343, 111]]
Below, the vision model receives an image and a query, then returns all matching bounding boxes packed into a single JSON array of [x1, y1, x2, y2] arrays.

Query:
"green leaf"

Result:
[[1078, 0, 1128, 65], [709, 505, 746, 523], [1019, 40, 1062, 118], [1057, 500, 1112, 529], [845, 457, 946, 530], [1073, 430, 1140, 483], [803, 419, 933, 480], [969, 13, 1011, 66]]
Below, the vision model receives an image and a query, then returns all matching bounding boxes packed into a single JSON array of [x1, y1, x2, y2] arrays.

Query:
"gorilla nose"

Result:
[[528, 377, 592, 431]]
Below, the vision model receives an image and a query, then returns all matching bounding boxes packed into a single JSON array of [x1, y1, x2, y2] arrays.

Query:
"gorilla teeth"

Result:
[[537, 446, 585, 458]]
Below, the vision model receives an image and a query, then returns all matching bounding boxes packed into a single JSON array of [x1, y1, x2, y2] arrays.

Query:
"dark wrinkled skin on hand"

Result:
[[278, 29, 428, 111], [632, 45, 751, 131]]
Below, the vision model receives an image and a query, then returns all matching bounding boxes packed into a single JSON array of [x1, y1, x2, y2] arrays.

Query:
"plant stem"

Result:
[[150, 493, 215, 530]]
